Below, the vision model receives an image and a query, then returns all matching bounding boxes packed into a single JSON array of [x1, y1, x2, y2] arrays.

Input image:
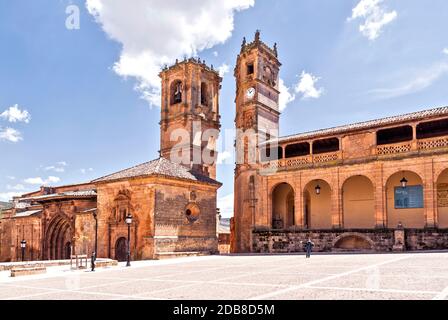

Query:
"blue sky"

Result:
[[1, 0, 448, 217]]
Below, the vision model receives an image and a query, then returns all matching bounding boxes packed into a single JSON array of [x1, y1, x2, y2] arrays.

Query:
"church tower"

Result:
[[159, 58, 222, 179], [233, 30, 281, 252]]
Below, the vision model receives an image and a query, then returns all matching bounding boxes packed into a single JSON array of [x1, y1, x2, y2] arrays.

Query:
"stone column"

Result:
[[411, 124, 418, 151], [424, 161, 437, 228], [294, 173, 304, 228], [374, 164, 387, 228], [331, 169, 343, 229]]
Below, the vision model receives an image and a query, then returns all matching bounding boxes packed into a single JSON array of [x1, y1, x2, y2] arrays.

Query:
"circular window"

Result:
[[185, 204, 200, 223]]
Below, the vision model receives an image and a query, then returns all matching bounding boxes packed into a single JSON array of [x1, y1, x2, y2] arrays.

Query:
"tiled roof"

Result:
[[92, 157, 221, 185], [14, 210, 42, 218], [262, 106, 448, 145], [20, 190, 97, 202]]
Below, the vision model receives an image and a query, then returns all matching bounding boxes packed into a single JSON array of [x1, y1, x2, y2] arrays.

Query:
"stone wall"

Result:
[[405, 229, 448, 250], [252, 228, 448, 253], [154, 182, 218, 254]]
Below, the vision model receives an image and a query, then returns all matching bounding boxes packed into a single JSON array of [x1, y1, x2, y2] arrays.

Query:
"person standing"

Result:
[[304, 238, 314, 258]]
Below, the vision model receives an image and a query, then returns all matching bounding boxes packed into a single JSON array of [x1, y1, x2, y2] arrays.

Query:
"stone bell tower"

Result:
[[159, 58, 222, 179], [233, 30, 282, 252]]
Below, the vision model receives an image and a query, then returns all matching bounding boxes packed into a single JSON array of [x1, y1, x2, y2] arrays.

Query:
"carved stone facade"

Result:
[[232, 32, 448, 253]]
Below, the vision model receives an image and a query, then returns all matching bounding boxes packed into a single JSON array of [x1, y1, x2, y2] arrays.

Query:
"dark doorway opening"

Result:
[[115, 237, 127, 262]]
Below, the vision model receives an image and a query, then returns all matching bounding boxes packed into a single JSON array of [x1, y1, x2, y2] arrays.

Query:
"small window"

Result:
[[201, 82, 208, 106], [313, 138, 339, 154], [416, 119, 448, 139], [285, 142, 310, 158], [185, 204, 200, 223], [171, 80, 183, 105], [377, 126, 413, 145], [247, 63, 254, 75]]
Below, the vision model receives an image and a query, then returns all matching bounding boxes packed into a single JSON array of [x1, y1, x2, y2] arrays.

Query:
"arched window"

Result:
[[201, 82, 208, 106], [171, 80, 182, 105]]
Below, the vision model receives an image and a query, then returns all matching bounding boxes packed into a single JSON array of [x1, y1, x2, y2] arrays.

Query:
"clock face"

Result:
[[246, 87, 255, 99]]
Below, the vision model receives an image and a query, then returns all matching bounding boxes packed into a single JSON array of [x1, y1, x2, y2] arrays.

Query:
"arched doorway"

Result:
[[45, 216, 72, 260], [437, 169, 448, 228], [386, 170, 425, 228], [115, 237, 127, 262], [272, 183, 295, 229], [303, 179, 332, 229], [334, 234, 373, 251], [64, 242, 72, 259], [342, 175, 375, 228]]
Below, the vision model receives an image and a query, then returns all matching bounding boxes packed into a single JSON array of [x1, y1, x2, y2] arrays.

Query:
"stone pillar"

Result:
[[331, 170, 343, 229], [411, 124, 418, 151], [393, 222, 405, 251], [374, 164, 386, 228], [294, 174, 304, 228], [424, 161, 437, 228]]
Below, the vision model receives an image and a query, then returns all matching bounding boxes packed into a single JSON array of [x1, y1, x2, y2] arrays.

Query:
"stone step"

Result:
[[11, 266, 46, 277], [154, 251, 211, 260]]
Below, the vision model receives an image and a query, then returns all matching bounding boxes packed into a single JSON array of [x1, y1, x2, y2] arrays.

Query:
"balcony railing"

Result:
[[260, 152, 339, 170], [418, 135, 448, 151], [376, 142, 412, 156], [259, 135, 448, 172]]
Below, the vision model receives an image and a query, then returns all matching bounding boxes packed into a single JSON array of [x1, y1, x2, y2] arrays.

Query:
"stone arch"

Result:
[[44, 215, 72, 260], [342, 175, 375, 229], [170, 79, 183, 105], [271, 182, 295, 229], [333, 232, 374, 251], [437, 168, 448, 228], [303, 179, 332, 229], [385, 170, 425, 228]]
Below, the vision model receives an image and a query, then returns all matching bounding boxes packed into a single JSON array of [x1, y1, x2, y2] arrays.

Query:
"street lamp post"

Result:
[[125, 214, 133, 267], [20, 240, 26, 262], [91, 210, 98, 272]]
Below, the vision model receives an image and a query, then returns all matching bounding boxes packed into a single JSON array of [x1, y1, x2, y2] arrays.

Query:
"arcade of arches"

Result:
[[269, 169, 448, 231]]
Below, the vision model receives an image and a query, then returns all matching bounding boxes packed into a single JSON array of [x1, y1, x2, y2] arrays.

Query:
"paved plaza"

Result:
[[1, 252, 448, 300]]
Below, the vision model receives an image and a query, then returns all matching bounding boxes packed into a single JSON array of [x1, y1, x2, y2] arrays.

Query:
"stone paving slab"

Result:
[[1, 253, 447, 300], [270, 287, 435, 300], [138, 283, 287, 300]]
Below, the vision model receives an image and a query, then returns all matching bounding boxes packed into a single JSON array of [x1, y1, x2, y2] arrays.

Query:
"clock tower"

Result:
[[233, 30, 281, 252]]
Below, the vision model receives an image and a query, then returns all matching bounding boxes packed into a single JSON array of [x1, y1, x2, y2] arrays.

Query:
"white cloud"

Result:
[[0, 192, 22, 202], [217, 151, 232, 165], [0, 104, 31, 123], [213, 51, 219, 57], [443, 48, 448, 55], [24, 176, 60, 185], [278, 78, 296, 111], [7, 184, 25, 191], [218, 63, 230, 77], [218, 193, 234, 218], [7, 176, 15, 180], [369, 61, 448, 99], [295, 71, 324, 99], [349, 0, 397, 40], [44, 161, 68, 173], [0, 127, 22, 142], [86, 0, 255, 107]]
